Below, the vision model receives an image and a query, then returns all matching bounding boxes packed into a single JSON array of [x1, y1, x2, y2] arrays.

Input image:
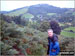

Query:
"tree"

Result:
[[38, 21, 50, 32], [50, 20, 61, 35]]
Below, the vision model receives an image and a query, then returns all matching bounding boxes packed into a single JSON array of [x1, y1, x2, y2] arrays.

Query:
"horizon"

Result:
[[1, 1, 74, 11]]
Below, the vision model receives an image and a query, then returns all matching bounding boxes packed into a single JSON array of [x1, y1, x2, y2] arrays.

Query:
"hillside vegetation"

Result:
[[0, 4, 75, 55]]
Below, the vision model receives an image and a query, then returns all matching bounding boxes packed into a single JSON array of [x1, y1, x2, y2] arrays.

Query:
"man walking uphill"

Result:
[[47, 29, 60, 56]]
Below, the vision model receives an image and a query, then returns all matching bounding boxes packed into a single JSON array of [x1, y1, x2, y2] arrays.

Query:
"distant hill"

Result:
[[0, 4, 75, 25], [28, 4, 70, 15], [3, 7, 29, 16], [1, 4, 73, 16], [0, 11, 8, 14]]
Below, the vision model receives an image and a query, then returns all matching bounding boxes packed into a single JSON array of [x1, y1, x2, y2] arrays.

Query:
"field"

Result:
[[47, 13, 56, 16], [61, 30, 75, 37], [21, 13, 34, 19], [61, 27, 75, 37], [64, 27, 75, 32]]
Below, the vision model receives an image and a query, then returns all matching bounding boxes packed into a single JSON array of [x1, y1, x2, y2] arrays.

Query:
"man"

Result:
[[47, 29, 60, 56]]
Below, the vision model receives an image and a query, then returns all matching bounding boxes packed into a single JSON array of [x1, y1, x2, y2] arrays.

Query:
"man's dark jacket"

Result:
[[47, 34, 58, 55]]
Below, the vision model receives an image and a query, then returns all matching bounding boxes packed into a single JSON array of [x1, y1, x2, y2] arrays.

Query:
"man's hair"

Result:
[[47, 29, 53, 33]]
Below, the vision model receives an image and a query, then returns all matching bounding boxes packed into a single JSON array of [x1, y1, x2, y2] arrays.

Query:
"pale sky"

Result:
[[1, 1, 74, 11]]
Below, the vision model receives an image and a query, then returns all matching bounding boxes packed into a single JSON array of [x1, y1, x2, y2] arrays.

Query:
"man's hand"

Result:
[[52, 49, 56, 52]]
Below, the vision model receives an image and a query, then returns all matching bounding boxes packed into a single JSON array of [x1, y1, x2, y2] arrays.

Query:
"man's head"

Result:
[[47, 29, 53, 38]]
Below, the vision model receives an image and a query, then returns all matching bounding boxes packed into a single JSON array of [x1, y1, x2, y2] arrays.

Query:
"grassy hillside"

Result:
[[47, 13, 56, 16], [5, 8, 28, 16], [64, 27, 75, 32], [61, 27, 75, 37], [72, 12, 75, 16], [21, 13, 34, 19], [1, 19, 74, 55], [61, 30, 75, 37]]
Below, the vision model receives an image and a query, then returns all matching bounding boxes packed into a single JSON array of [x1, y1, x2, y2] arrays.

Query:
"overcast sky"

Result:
[[1, 1, 74, 11]]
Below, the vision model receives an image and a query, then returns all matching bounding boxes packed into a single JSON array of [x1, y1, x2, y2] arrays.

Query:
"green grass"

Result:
[[21, 13, 34, 19], [61, 30, 75, 37], [5, 8, 28, 16], [47, 13, 56, 16], [64, 27, 75, 32], [72, 12, 75, 16]]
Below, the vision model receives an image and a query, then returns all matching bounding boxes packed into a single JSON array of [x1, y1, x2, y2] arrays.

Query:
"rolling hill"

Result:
[[1, 4, 73, 17]]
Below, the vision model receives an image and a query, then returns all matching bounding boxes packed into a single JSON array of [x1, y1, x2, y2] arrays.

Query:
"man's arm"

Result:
[[53, 41, 60, 55]]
